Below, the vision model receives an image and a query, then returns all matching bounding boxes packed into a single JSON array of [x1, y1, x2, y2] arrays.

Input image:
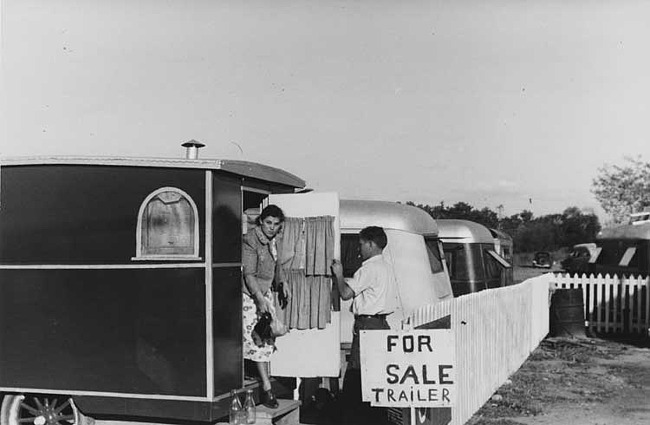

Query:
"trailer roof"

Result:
[[339, 200, 438, 236], [437, 219, 495, 244], [489, 227, 513, 242], [597, 221, 650, 240], [0, 156, 306, 189]]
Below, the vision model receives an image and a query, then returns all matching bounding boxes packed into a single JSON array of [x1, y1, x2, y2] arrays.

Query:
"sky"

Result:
[[1, 0, 649, 220]]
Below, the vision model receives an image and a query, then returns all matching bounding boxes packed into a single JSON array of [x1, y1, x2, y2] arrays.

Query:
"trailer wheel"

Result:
[[0, 394, 93, 425]]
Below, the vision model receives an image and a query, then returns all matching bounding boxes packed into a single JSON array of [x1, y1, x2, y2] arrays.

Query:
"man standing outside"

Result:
[[331, 226, 398, 425]]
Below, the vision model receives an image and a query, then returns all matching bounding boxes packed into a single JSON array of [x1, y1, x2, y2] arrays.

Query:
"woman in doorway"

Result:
[[242, 204, 288, 408]]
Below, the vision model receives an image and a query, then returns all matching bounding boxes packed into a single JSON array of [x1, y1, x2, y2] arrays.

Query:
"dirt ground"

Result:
[[469, 265, 650, 425], [466, 335, 650, 425]]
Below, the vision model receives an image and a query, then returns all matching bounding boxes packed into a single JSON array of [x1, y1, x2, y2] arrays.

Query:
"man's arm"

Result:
[[331, 259, 354, 301]]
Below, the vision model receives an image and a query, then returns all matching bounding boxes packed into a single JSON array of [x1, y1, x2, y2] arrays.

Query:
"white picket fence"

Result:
[[551, 273, 650, 334], [407, 274, 552, 425]]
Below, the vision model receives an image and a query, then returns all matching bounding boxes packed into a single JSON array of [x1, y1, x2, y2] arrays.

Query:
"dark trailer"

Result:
[[437, 219, 512, 296], [0, 153, 305, 424], [588, 218, 650, 278]]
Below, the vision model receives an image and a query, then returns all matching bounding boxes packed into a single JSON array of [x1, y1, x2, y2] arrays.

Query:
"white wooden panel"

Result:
[[271, 313, 341, 378], [266, 192, 341, 378]]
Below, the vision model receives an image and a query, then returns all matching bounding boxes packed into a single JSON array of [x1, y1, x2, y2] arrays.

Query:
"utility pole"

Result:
[[497, 204, 504, 230]]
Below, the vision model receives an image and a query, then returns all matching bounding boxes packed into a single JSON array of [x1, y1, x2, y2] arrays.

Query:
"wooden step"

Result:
[[256, 399, 301, 425], [216, 399, 301, 425]]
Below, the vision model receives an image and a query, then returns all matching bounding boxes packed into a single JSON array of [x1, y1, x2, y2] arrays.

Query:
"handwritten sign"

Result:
[[360, 329, 455, 407]]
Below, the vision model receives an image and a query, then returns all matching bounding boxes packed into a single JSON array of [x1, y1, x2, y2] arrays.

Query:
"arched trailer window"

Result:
[[133, 187, 201, 260]]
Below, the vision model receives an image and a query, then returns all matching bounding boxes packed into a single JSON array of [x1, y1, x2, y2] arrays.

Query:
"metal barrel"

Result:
[[550, 288, 586, 338]]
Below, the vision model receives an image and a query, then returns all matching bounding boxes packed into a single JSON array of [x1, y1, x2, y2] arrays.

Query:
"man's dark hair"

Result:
[[257, 204, 285, 224], [359, 226, 388, 249]]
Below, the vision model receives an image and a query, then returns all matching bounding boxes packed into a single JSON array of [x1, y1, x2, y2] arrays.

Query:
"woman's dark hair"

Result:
[[359, 226, 388, 249], [257, 204, 285, 225]]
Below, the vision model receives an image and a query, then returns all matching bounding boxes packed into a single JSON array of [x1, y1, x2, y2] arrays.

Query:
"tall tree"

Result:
[[592, 157, 650, 224], [559, 207, 600, 247]]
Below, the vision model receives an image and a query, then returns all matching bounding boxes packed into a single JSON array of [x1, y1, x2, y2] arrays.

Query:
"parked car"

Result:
[[560, 243, 596, 274], [532, 251, 553, 268]]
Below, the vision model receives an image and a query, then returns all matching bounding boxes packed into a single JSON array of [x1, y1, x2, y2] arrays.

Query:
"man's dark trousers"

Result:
[[341, 315, 390, 425]]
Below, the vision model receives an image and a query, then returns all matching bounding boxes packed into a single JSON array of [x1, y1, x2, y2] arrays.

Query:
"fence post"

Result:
[[604, 274, 612, 333], [612, 276, 623, 332], [636, 275, 643, 333], [623, 276, 630, 334], [645, 276, 650, 335], [595, 275, 602, 333]]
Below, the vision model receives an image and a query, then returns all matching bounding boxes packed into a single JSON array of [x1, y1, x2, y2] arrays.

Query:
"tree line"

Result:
[[405, 201, 601, 254], [403, 155, 650, 253]]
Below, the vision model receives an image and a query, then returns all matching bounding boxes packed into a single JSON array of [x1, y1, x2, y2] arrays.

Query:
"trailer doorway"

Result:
[[242, 188, 270, 234]]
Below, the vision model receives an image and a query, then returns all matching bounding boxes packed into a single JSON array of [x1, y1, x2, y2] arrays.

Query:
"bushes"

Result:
[[407, 202, 601, 253]]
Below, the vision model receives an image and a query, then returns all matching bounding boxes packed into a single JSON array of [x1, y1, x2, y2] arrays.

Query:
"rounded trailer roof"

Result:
[[489, 228, 513, 242], [0, 155, 306, 189], [437, 219, 495, 244], [339, 200, 438, 236], [573, 242, 597, 249], [597, 222, 650, 240]]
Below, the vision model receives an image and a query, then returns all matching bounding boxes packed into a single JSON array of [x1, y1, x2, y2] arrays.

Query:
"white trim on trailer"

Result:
[[205, 171, 215, 400], [0, 387, 212, 402], [132, 255, 203, 261], [0, 263, 240, 269], [242, 186, 271, 195]]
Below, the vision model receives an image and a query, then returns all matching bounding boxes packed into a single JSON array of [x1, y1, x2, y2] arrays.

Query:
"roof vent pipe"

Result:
[[181, 140, 206, 159]]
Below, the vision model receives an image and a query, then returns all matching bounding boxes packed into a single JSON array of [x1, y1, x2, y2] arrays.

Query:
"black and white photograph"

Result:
[[1, 1, 650, 425]]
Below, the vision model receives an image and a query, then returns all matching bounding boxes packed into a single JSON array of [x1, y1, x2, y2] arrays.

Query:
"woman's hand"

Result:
[[277, 281, 291, 309], [331, 259, 344, 277], [281, 282, 291, 302], [254, 292, 269, 314]]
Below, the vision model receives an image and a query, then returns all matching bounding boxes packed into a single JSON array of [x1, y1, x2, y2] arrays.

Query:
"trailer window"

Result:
[[485, 249, 510, 282], [484, 252, 501, 280], [595, 241, 626, 266], [424, 237, 444, 274], [134, 187, 200, 260], [619, 246, 637, 267], [340, 234, 362, 277], [444, 243, 484, 281], [502, 246, 511, 261], [486, 249, 511, 268], [588, 247, 602, 263], [444, 246, 465, 280]]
